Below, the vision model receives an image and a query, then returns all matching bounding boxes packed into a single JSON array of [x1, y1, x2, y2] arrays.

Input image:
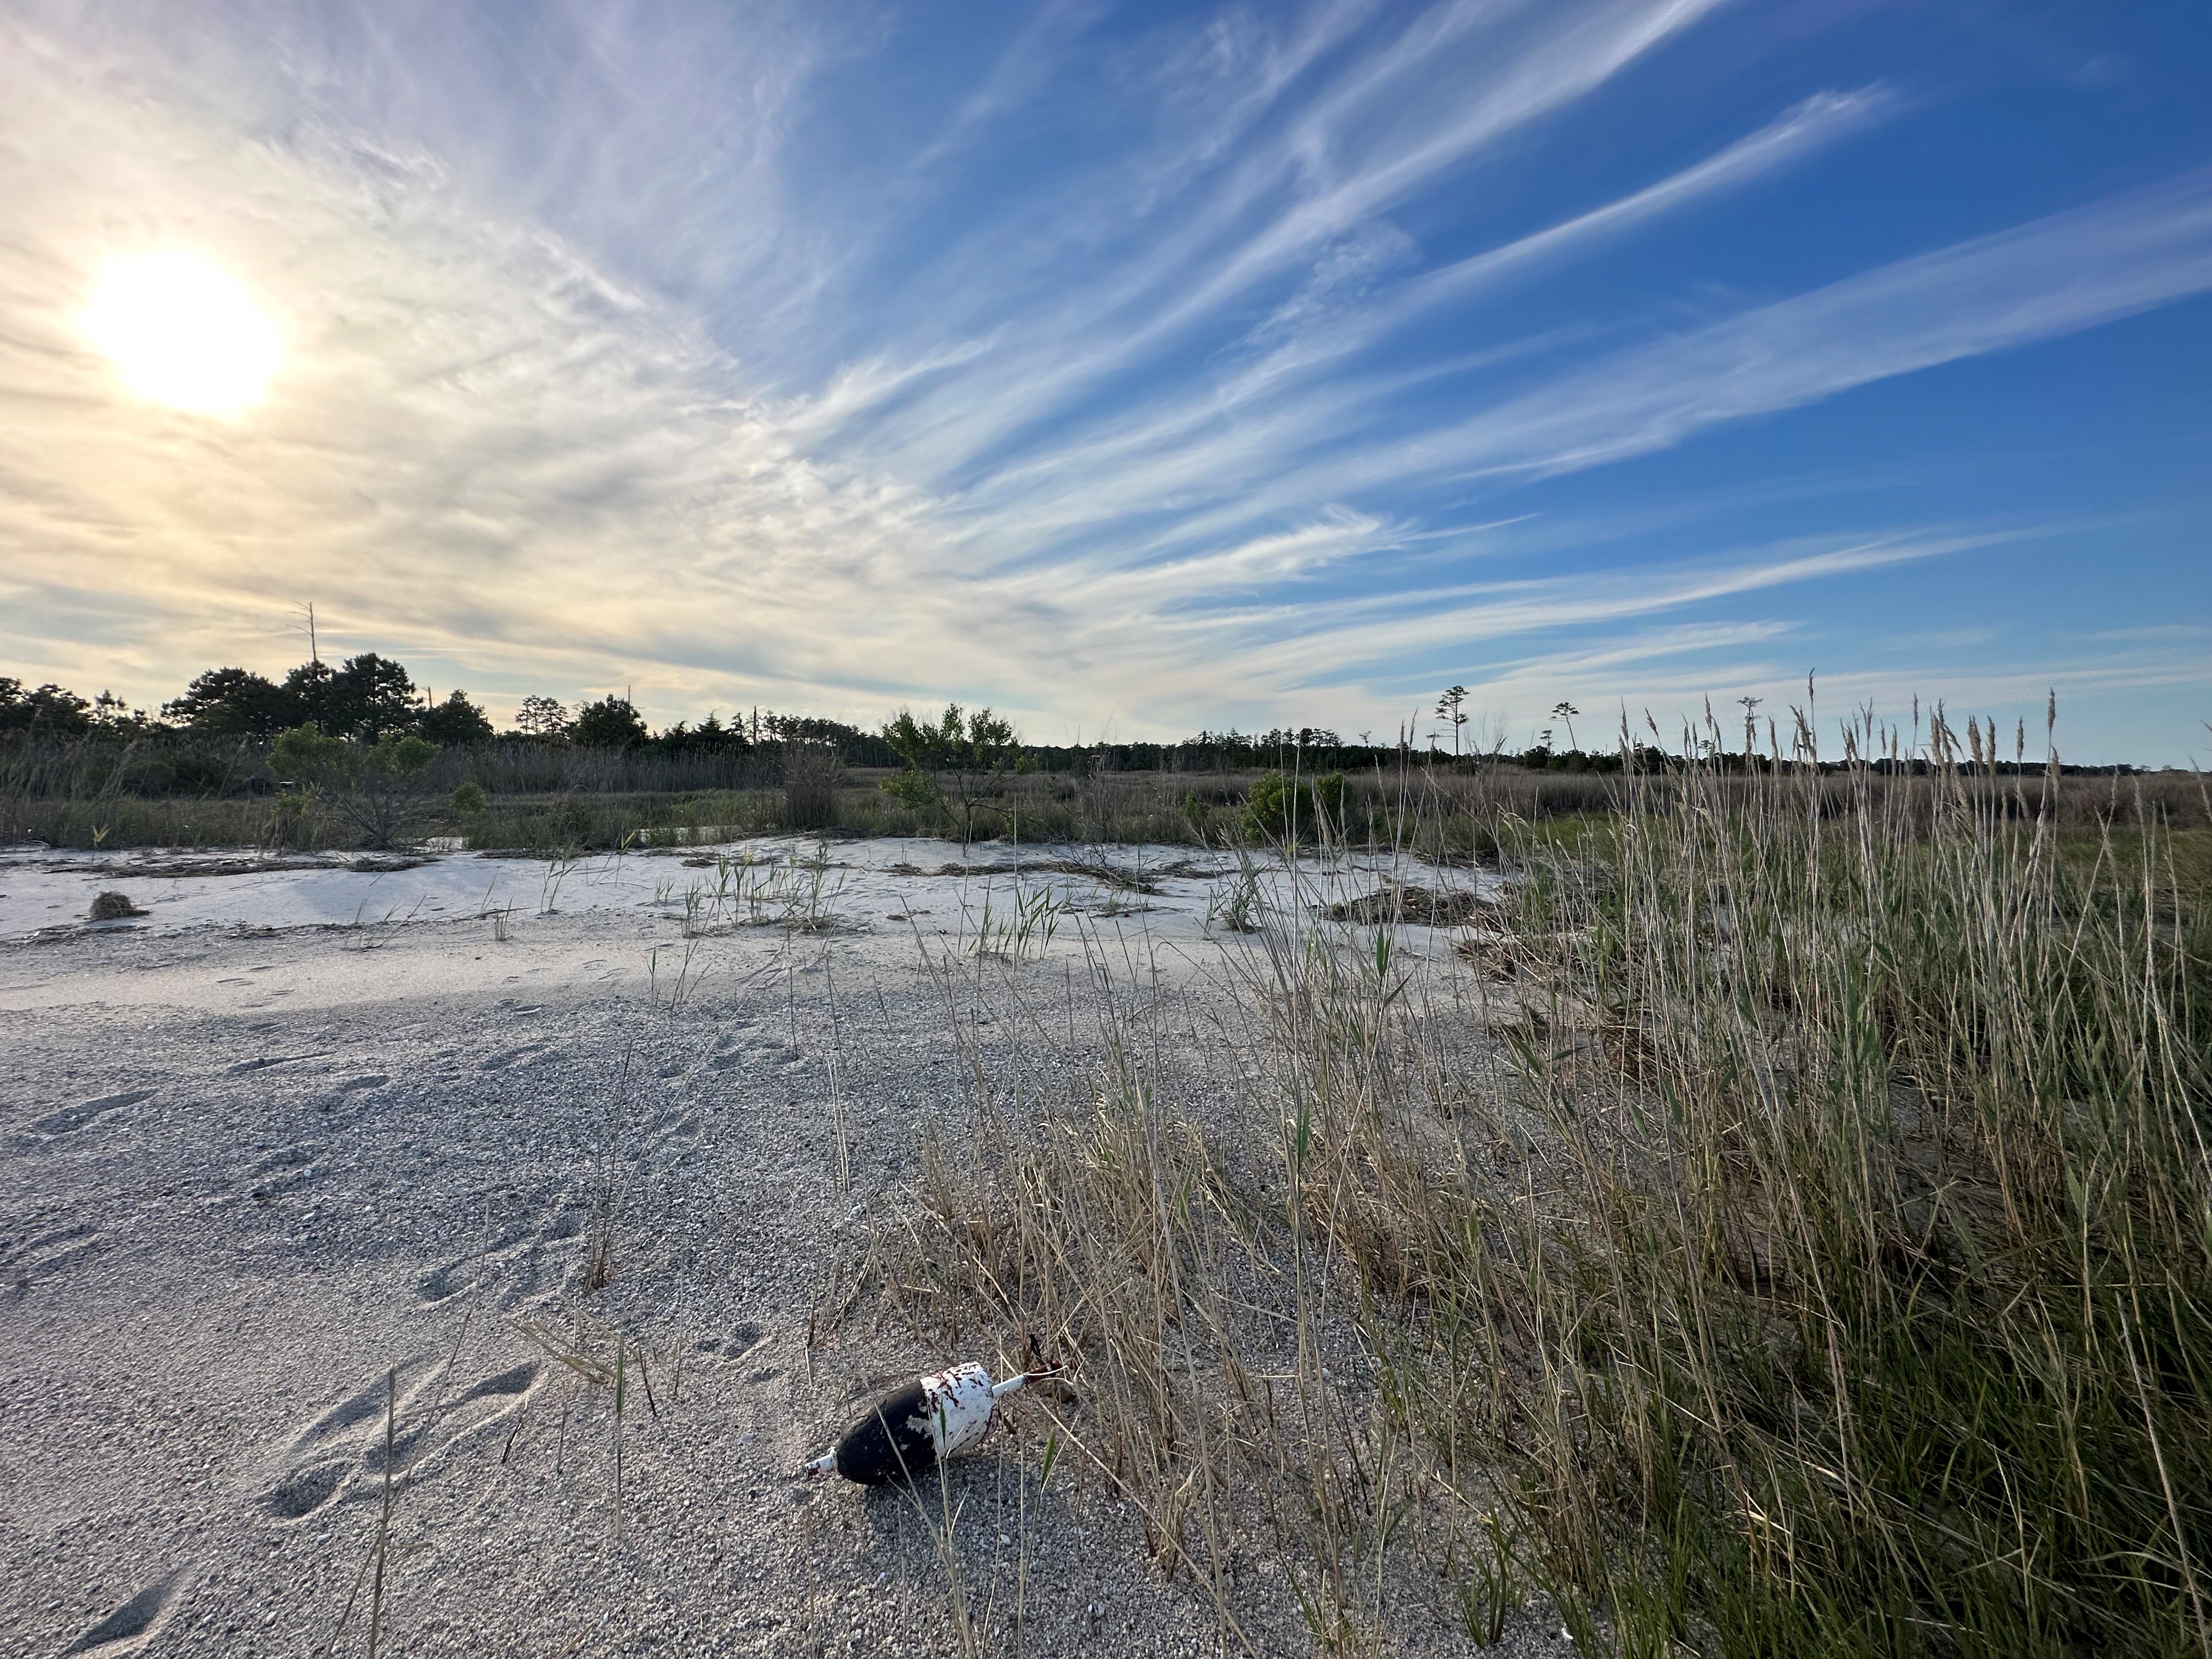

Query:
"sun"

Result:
[[82, 251, 282, 418]]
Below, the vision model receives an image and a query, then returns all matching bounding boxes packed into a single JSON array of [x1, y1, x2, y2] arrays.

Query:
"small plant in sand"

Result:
[[509, 1308, 685, 1533], [87, 889, 144, 921], [648, 937, 705, 1011], [731, 840, 845, 930], [538, 848, 580, 913], [1203, 864, 1262, 933], [971, 879, 1068, 960]]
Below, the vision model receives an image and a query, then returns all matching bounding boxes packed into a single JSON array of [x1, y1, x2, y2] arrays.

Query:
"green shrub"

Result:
[[269, 724, 441, 849], [450, 781, 487, 816], [879, 768, 938, 809], [1313, 770, 1348, 829], [1240, 769, 1358, 842]]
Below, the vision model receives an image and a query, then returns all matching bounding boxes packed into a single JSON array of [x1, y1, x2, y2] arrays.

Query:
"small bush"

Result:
[[1313, 770, 1348, 832], [1244, 770, 1328, 841], [879, 767, 937, 809], [270, 725, 442, 849], [450, 781, 487, 816], [88, 890, 144, 921]]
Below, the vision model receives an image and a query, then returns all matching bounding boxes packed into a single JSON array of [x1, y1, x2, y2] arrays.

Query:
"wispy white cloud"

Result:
[[848, 0, 1733, 486], [1051, 167, 2212, 563], [0, 1, 2206, 760], [1381, 167, 2212, 485]]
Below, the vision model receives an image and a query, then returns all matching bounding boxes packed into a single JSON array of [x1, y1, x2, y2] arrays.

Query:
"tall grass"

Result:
[[1327, 708, 2212, 1654], [872, 704, 2210, 1654]]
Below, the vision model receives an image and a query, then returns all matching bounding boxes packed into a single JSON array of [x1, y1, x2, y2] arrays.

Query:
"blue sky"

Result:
[[1, 1, 2208, 760]]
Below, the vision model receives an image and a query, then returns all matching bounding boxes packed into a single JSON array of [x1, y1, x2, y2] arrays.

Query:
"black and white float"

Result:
[[802, 1363, 1056, 1486]]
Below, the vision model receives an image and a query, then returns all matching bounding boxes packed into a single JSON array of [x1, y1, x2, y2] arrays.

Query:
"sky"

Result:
[[1, 1, 2208, 762]]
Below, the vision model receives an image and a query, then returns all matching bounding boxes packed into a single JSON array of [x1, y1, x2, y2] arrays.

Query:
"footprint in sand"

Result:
[[225, 1051, 332, 1076], [263, 1457, 351, 1520], [258, 1353, 543, 1521], [289, 1358, 436, 1452], [695, 1321, 767, 1361], [251, 1143, 320, 1175], [415, 1262, 476, 1305], [61, 1567, 194, 1654], [6, 1221, 105, 1286], [418, 1209, 558, 1309], [32, 1088, 155, 1136]]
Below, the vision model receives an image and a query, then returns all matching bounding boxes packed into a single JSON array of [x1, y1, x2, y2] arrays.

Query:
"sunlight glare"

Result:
[[82, 251, 282, 417]]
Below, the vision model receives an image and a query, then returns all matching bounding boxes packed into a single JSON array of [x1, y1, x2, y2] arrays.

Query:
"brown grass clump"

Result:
[[844, 922, 1473, 1654]]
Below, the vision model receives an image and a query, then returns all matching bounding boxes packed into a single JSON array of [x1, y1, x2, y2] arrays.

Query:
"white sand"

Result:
[[1, 837, 1549, 1658]]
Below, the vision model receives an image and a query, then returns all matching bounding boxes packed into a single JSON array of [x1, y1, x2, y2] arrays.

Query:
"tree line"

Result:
[[0, 656, 902, 764], [11, 659, 2155, 781], [1, 657, 1413, 773]]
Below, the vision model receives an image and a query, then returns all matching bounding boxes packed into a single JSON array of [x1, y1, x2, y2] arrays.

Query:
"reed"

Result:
[[872, 695, 2211, 1653], [1307, 702, 2212, 1654]]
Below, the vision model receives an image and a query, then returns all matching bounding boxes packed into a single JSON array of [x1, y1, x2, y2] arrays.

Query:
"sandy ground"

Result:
[[0, 837, 1561, 1658]]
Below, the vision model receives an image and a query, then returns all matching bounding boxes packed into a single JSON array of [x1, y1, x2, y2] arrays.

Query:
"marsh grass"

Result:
[[1324, 709, 2212, 1655], [11, 730, 2201, 856], [783, 744, 841, 831], [968, 878, 1070, 961], [1488, 716, 2203, 1654], [861, 703, 2211, 1655]]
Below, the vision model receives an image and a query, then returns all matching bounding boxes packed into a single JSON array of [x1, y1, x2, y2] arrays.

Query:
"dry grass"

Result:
[[839, 872, 1502, 1654], [849, 702, 2211, 1655]]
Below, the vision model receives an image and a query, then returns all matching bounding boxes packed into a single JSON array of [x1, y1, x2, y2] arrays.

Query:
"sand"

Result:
[[0, 837, 1560, 1658]]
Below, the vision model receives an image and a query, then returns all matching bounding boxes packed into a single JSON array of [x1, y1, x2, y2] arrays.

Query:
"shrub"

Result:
[[1313, 770, 1348, 830], [879, 768, 938, 809], [270, 724, 441, 849], [450, 781, 488, 816], [880, 702, 1022, 847], [1244, 770, 1320, 840]]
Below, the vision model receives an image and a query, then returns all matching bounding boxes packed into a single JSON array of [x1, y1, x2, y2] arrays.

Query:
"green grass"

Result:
[[1316, 735, 2212, 1654], [0, 793, 297, 850], [796, 722, 2210, 1656]]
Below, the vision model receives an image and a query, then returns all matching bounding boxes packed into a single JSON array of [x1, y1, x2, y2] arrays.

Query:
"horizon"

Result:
[[2, 3, 2208, 765], [10, 642, 2193, 774]]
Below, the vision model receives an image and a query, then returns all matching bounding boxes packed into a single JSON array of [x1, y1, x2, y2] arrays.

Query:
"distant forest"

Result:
[[0, 652, 1405, 775], [0, 653, 2167, 779]]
